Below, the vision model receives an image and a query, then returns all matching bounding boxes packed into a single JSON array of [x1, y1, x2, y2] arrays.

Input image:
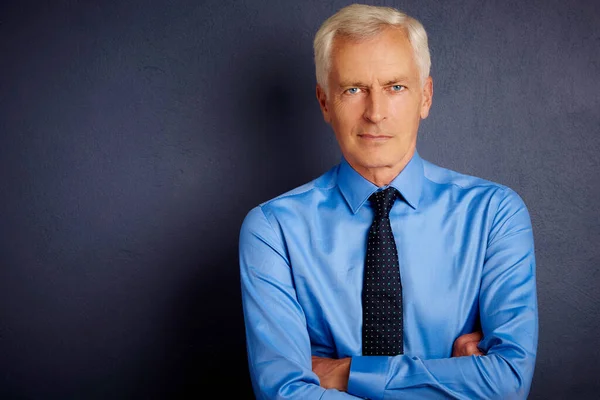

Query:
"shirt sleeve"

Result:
[[347, 187, 539, 400], [240, 206, 363, 400]]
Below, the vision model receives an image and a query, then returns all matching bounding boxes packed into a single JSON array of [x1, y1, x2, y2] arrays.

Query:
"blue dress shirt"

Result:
[[239, 151, 538, 399]]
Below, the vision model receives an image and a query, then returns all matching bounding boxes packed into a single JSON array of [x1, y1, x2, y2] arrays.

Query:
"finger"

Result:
[[465, 342, 483, 356], [453, 338, 470, 356], [452, 342, 471, 357], [454, 331, 482, 350], [311, 356, 320, 368], [454, 335, 468, 349]]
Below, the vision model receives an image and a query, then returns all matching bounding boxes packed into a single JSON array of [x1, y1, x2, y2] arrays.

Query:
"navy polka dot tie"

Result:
[[362, 187, 404, 356]]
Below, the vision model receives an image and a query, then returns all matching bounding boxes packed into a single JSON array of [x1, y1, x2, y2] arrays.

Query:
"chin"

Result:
[[356, 152, 397, 168], [352, 158, 393, 172]]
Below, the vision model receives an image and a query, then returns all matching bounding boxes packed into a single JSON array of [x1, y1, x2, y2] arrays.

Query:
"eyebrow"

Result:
[[338, 77, 410, 87], [382, 77, 410, 85], [338, 81, 368, 88]]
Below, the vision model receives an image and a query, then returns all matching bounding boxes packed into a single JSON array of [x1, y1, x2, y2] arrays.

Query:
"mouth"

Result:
[[358, 134, 393, 142]]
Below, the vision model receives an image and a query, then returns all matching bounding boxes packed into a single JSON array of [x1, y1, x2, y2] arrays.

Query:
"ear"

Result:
[[420, 76, 433, 119], [316, 84, 331, 123]]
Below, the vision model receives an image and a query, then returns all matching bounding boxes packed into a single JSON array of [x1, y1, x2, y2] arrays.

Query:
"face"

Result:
[[317, 28, 433, 184]]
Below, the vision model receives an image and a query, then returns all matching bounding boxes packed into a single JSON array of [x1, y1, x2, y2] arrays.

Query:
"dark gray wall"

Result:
[[1, 0, 598, 398]]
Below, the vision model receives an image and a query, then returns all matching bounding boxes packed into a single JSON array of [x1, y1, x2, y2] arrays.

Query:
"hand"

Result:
[[452, 331, 484, 357], [311, 356, 351, 391]]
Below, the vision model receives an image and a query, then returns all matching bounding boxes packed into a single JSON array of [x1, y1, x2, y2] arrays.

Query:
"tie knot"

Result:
[[369, 187, 398, 218]]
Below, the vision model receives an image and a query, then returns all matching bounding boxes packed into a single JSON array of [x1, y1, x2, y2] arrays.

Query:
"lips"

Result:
[[359, 134, 392, 141]]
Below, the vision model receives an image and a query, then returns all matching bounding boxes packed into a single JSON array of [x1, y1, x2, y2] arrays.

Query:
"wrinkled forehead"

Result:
[[328, 28, 420, 86]]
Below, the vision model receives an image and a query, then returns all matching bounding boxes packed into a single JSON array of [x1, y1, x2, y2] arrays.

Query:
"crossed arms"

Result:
[[240, 189, 538, 399], [312, 330, 485, 392]]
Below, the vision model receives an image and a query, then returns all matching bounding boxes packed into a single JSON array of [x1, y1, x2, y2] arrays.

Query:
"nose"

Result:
[[363, 90, 387, 124]]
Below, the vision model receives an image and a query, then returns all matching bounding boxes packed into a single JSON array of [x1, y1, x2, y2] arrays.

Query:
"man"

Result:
[[239, 4, 538, 399]]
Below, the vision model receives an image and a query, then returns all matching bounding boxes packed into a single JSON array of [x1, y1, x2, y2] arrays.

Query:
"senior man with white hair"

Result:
[[239, 4, 538, 399]]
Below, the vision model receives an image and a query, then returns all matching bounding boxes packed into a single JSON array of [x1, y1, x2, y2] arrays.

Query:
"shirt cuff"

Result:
[[347, 356, 389, 400]]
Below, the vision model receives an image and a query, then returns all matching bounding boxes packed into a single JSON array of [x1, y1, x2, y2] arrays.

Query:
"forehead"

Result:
[[329, 28, 419, 84]]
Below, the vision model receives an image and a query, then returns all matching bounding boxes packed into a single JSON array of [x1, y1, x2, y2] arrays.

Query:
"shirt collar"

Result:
[[337, 150, 424, 214]]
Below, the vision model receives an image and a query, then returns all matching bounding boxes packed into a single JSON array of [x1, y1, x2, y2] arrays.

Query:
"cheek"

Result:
[[332, 100, 363, 128], [390, 97, 421, 123]]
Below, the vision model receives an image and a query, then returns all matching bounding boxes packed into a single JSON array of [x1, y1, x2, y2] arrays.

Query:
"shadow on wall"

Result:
[[162, 250, 250, 398], [230, 28, 339, 204], [134, 30, 333, 399]]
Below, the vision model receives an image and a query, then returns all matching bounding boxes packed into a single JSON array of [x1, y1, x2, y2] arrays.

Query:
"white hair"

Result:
[[313, 4, 431, 91]]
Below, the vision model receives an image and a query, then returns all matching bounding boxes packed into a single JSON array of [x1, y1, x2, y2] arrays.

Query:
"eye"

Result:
[[391, 85, 405, 92], [345, 87, 361, 95]]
